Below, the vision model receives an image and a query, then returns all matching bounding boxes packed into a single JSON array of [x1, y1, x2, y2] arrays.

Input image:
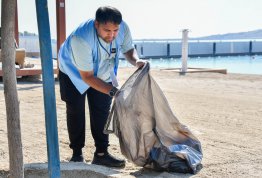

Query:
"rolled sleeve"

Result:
[[120, 22, 134, 54], [71, 35, 93, 71]]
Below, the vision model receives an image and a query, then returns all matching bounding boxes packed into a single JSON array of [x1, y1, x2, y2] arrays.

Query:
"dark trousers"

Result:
[[59, 71, 112, 153]]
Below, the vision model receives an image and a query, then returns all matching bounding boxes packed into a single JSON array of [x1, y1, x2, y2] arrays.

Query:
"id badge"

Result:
[[109, 52, 116, 59], [110, 70, 119, 87], [109, 48, 116, 59]]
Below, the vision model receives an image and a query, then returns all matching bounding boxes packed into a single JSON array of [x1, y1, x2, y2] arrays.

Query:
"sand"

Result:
[[0, 67, 262, 178]]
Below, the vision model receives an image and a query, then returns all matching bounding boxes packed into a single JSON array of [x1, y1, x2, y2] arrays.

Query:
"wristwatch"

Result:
[[108, 87, 118, 97]]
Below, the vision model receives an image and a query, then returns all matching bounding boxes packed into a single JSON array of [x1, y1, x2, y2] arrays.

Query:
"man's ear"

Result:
[[95, 21, 99, 29]]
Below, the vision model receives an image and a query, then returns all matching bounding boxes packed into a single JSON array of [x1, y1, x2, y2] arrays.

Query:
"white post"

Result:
[[230, 42, 234, 54], [181, 29, 189, 73]]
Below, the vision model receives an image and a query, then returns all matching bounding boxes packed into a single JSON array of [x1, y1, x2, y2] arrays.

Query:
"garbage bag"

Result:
[[148, 128, 202, 173], [149, 145, 192, 173], [104, 62, 203, 173]]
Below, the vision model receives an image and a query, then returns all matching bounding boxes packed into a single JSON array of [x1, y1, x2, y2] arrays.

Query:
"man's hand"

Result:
[[79, 70, 112, 95], [136, 59, 147, 69], [124, 49, 147, 68]]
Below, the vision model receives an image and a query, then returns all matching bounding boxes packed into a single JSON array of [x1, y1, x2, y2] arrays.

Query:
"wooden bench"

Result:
[[0, 48, 26, 68]]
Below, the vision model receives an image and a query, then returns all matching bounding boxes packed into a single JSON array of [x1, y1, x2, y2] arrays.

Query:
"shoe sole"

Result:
[[92, 161, 125, 168]]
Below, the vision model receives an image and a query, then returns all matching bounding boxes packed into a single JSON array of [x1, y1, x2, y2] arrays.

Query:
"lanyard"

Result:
[[97, 34, 112, 57], [94, 31, 119, 76]]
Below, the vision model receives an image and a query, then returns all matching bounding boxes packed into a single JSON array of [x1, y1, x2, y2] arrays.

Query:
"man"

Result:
[[58, 6, 145, 168]]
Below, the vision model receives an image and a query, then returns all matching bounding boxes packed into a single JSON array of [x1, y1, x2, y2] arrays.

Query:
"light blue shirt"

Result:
[[58, 20, 133, 94], [71, 32, 133, 82]]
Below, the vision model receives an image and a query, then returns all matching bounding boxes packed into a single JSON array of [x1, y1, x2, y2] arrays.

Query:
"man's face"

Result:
[[95, 21, 120, 43]]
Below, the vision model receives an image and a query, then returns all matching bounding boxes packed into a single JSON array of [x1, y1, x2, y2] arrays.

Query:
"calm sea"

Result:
[[119, 55, 262, 75]]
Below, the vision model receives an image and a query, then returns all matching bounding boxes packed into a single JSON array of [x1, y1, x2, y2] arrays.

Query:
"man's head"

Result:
[[95, 6, 122, 43]]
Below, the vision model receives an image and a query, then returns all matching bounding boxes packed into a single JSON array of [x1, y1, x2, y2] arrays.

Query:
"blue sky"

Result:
[[2, 0, 262, 39]]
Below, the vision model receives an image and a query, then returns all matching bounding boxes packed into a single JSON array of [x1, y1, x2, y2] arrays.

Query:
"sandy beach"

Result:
[[0, 67, 262, 177]]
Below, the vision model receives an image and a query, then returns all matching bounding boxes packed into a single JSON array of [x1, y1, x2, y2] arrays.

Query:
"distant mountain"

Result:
[[19, 31, 38, 36], [19, 29, 262, 41], [192, 29, 262, 40]]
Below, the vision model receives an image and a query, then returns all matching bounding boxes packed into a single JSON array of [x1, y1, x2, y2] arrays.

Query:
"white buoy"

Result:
[[181, 29, 189, 73]]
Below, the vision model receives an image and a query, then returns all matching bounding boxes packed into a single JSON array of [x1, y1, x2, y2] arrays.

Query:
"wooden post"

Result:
[[35, 0, 61, 177], [56, 0, 66, 75], [1, 0, 24, 177], [56, 0, 66, 53]]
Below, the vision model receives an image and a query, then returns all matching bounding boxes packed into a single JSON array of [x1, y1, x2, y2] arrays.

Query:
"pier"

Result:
[[18, 36, 262, 59], [127, 39, 262, 59]]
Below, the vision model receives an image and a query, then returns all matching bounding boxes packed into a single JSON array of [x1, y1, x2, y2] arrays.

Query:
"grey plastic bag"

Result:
[[148, 128, 202, 173], [104, 62, 203, 173]]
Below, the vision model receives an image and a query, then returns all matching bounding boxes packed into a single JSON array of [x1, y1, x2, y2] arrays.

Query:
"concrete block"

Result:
[[24, 162, 135, 178]]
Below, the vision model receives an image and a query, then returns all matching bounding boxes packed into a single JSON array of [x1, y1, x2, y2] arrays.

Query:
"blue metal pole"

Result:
[[35, 0, 61, 177]]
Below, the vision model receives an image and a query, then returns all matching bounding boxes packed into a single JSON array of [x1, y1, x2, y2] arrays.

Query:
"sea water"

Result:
[[119, 55, 262, 75]]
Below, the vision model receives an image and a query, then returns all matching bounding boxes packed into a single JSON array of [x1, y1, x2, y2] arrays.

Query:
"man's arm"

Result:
[[79, 70, 113, 95], [124, 48, 145, 68], [70, 36, 116, 96]]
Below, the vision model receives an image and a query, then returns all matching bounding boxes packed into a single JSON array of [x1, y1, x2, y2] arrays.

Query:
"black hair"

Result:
[[95, 6, 122, 24]]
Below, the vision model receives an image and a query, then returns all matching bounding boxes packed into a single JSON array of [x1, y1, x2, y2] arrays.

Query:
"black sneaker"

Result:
[[92, 153, 125, 168], [69, 154, 85, 163]]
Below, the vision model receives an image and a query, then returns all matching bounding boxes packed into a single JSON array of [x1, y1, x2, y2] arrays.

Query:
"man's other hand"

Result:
[[136, 59, 147, 69]]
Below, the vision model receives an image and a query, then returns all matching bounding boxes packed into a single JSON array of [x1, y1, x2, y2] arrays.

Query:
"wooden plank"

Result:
[[0, 68, 58, 77], [160, 67, 227, 74]]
